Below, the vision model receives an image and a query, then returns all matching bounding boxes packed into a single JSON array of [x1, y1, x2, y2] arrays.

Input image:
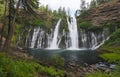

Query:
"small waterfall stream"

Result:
[[48, 19, 62, 49], [30, 27, 40, 48]]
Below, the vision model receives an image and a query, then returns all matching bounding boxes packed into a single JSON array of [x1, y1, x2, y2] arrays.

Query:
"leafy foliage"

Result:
[[50, 54, 65, 67], [78, 21, 92, 29], [0, 52, 65, 77]]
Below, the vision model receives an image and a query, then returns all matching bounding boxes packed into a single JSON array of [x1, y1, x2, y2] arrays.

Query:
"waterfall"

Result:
[[81, 30, 87, 48], [36, 28, 45, 48], [91, 28, 110, 50], [67, 17, 79, 50], [25, 29, 31, 48], [48, 19, 62, 49], [30, 27, 40, 48], [91, 32, 98, 49], [17, 18, 114, 50]]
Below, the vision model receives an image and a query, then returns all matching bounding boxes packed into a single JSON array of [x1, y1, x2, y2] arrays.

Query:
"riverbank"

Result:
[[0, 46, 119, 77]]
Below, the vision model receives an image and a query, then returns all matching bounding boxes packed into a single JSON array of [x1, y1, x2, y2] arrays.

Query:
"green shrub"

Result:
[[0, 67, 7, 77], [50, 54, 65, 67], [0, 53, 37, 77], [37, 64, 65, 77], [0, 53, 65, 77], [78, 21, 92, 29]]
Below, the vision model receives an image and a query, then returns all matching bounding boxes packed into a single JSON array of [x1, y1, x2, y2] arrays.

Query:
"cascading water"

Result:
[[30, 27, 40, 48], [48, 19, 62, 49], [91, 32, 98, 49], [67, 17, 79, 49], [36, 28, 45, 48], [81, 30, 87, 49], [17, 17, 115, 50]]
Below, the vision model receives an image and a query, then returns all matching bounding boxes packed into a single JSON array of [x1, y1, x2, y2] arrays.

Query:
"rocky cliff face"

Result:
[[78, 0, 120, 26]]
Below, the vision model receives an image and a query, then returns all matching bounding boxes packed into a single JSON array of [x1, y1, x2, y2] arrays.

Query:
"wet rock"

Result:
[[110, 64, 116, 69]]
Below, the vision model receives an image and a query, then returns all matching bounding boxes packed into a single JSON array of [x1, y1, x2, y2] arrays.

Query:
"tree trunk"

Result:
[[4, 0, 12, 50], [4, 0, 20, 50], [0, 0, 8, 49]]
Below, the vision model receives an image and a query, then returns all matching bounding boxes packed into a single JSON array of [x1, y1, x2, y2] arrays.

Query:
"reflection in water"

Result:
[[27, 49, 99, 64]]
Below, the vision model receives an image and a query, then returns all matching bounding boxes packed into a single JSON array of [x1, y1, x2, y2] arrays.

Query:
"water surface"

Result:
[[27, 49, 99, 64]]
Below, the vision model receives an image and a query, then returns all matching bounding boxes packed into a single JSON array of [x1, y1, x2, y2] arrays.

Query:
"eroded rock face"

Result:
[[78, 0, 120, 26]]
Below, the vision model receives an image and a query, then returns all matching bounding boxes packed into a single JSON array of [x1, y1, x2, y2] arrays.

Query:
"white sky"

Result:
[[39, 0, 91, 16]]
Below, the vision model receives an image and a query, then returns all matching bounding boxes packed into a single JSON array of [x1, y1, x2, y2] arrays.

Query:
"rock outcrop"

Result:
[[78, 0, 120, 26]]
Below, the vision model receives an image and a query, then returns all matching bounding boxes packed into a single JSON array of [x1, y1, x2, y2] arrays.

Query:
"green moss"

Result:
[[0, 3, 4, 20], [99, 47, 120, 54], [99, 53, 120, 64]]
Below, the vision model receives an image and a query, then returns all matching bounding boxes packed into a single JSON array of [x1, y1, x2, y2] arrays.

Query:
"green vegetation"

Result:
[[50, 54, 65, 67], [102, 29, 120, 46], [99, 29, 120, 65], [85, 68, 120, 77], [78, 21, 92, 29], [0, 3, 4, 19], [85, 66, 120, 77], [90, 0, 113, 8], [85, 71, 110, 77], [99, 47, 120, 54], [100, 53, 120, 64], [0, 52, 65, 77]]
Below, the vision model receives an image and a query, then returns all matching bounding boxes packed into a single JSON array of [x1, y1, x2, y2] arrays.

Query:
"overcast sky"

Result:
[[39, 0, 91, 16]]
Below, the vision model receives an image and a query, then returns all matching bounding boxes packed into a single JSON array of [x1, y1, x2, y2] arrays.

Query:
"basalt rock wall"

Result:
[[78, 0, 120, 26]]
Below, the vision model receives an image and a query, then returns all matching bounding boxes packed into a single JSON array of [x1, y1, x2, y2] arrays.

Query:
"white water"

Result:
[[48, 19, 62, 49], [30, 28, 40, 48], [67, 17, 79, 50], [91, 37, 110, 50], [19, 17, 112, 50], [37, 28, 45, 48]]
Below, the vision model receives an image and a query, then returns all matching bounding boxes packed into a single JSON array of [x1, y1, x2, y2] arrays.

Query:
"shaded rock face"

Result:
[[78, 0, 120, 26]]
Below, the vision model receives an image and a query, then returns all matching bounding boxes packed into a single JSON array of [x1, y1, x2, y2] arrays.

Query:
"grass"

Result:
[[99, 47, 120, 54], [85, 69, 120, 77], [85, 71, 110, 77], [0, 52, 65, 77], [85, 66, 120, 77], [99, 53, 120, 64], [98, 28, 120, 65]]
